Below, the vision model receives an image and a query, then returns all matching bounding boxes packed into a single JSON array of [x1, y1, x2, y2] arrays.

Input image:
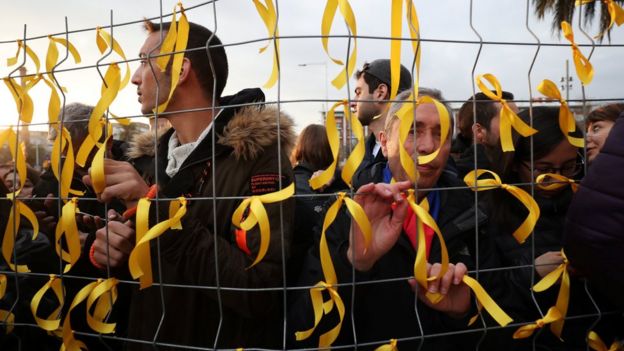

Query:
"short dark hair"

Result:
[[586, 103, 624, 124], [354, 60, 412, 99], [144, 20, 229, 101], [290, 124, 333, 171], [457, 91, 515, 140]]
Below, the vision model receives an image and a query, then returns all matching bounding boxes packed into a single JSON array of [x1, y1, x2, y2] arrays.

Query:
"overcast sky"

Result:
[[0, 0, 622, 132]]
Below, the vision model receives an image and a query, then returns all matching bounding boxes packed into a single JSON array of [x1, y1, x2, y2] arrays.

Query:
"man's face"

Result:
[[483, 101, 518, 147], [382, 103, 451, 190], [131, 31, 172, 115], [351, 76, 385, 126]]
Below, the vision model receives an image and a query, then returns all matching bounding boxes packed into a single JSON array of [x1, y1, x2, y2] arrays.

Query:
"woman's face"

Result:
[[516, 140, 579, 197], [586, 120, 615, 164]]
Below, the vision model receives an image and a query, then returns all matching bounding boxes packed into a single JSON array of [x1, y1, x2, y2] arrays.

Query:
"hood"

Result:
[[218, 105, 296, 161], [127, 127, 169, 159]]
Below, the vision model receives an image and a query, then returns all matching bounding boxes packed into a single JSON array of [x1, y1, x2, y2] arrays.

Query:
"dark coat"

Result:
[[351, 133, 387, 190], [565, 114, 624, 311], [287, 171, 497, 350], [124, 89, 296, 350]]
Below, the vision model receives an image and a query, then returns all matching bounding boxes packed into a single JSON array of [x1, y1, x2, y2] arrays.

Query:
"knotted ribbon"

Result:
[[30, 274, 64, 331], [513, 306, 563, 339], [537, 79, 584, 148], [588, 331, 624, 351], [561, 21, 594, 85], [536, 173, 579, 193], [532, 249, 570, 339], [576, 0, 624, 39]]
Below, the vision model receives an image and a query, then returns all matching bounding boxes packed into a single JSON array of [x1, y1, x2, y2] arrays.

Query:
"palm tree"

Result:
[[533, 0, 624, 41]]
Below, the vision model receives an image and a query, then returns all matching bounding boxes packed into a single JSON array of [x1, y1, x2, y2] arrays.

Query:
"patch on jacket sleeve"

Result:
[[250, 173, 286, 195]]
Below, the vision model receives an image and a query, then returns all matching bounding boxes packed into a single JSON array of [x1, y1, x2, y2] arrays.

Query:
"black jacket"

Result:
[[352, 133, 387, 190]]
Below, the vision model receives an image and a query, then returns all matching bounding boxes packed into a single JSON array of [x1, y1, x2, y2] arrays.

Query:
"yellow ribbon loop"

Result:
[[321, 0, 358, 89], [252, 0, 280, 88], [390, 0, 420, 100], [310, 100, 345, 190], [296, 191, 370, 348], [232, 183, 295, 268], [513, 306, 563, 339], [462, 276, 513, 327], [3, 77, 37, 125], [536, 173, 579, 193], [536, 79, 584, 148], [532, 249, 570, 339], [576, 0, 624, 39], [61, 281, 99, 351], [7, 39, 41, 73], [96, 27, 130, 92], [86, 278, 118, 334], [0, 274, 15, 334], [588, 331, 624, 351], [561, 21, 594, 86], [341, 104, 366, 187], [0, 128, 28, 197], [50, 127, 83, 202], [476, 74, 538, 152], [2, 199, 39, 272], [129, 197, 187, 289], [45, 36, 81, 127], [153, 2, 189, 114], [54, 198, 82, 273], [464, 169, 540, 244], [404, 190, 448, 303], [91, 134, 110, 195], [375, 338, 399, 351], [76, 62, 120, 168], [30, 274, 65, 331]]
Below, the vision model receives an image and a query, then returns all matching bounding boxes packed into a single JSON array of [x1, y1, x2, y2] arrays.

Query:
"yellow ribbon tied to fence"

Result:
[[561, 21, 594, 86], [5, 39, 41, 124], [50, 127, 84, 201], [390, 0, 420, 99], [310, 100, 344, 190], [153, 2, 189, 114], [7, 39, 41, 72], [576, 0, 624, 39], [232, 183, 294, 268], [464, 169, 540, 244], [45, 35, 81, 127], [296, 192, 370, 348], [0, 128, 27, 197], [86, 278, 119, 334], [30, 274, 64, 331], [321, 0, 357, 89], [252, 0, 279, 88], [532, 249, 570, 339], [341, 105, 366, 187], [54, 198, 82, 273], [537, 79, 584, 148], [513, 306, 563, 339], [61, 280, 99, 351], [2, 199, 39, 272], [0, 274, 15, 334], [375, 339, 398, 351], [588, 331, 624, 351], [536, 173, 579, 193], [130, 197, 187, 289], [476, 74, 538, 152]]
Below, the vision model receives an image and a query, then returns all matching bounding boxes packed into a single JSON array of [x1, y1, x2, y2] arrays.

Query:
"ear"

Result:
[[177, 57, 192, 84], [380, 130, 389, 157], [375, 83, 389, 102], [472, 123, 485, 144]]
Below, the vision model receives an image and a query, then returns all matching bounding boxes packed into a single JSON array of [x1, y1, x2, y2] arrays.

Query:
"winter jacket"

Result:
[[124, 89, 296, 350], [287, 171, 498, 350], [352, 133, 387, 190]]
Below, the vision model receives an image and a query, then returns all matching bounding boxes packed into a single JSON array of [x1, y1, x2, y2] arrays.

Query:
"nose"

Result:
[[131, 65, 141, 86], [416, 131, 436, 156]]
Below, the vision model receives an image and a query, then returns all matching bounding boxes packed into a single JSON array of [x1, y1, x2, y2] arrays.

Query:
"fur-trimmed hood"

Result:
[[127, 105, 295, 161]]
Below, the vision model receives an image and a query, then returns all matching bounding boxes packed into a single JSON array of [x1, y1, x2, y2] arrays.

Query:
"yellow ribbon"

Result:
[[536, 173, 579, 193], [0, 128, 27, 197], [3, 76, 37, 125], [130, 197, 187, 289], [153, 2, 189, 114], [30, 274, 64, 331], [390, 0, 420, 100], [464, 169, 540, 244], [513, 306, 563, 339], [86, 278, 118, 334], [2, 199, 39, 272], [532, 249, 570, 339], [341, 104, 366, 187], [321, 0, 357, 89], [476, 74, 538, 152], [232, 183, 295, 268], [537, 79, 585, 148], [54, 198, 82, 273], [50, 127, 83, 202], [375, 338, 398, 351], [45, 36, 81, 128], [309, 100, 344, 190], [0, 274, 15, 334], [588, 331, 624, 351], [252, 0, 280, 88], [561, 21, 594, 86], [95, 27, 130, 93], [576, 0, 624, 39], [7, 39, 41, 72], [463, 275, 513, 327], [61, 281, 99, 351], [295, 191, 370, 348]]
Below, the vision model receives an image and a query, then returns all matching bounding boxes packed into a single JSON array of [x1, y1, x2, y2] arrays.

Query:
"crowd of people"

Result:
[[0, 18, 623, 351]]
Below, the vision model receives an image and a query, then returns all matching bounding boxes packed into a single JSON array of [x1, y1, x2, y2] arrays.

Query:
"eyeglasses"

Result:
[[521, 159, 584, 178]]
